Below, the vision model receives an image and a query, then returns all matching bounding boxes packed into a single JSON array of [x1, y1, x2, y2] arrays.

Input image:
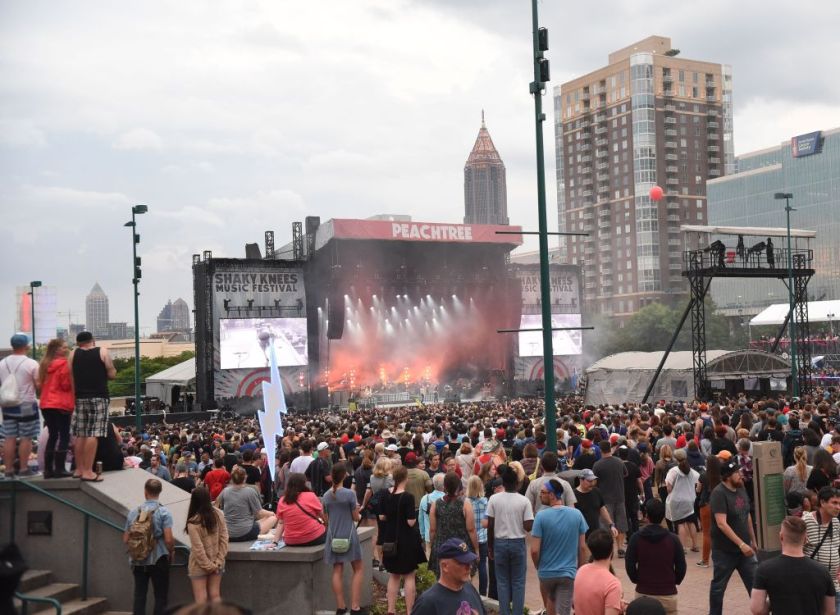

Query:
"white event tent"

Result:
[[750, 300, 840, 326]]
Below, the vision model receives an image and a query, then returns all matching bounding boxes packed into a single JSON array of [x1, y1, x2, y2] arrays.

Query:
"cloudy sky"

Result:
[[2, 0, 839, 342]]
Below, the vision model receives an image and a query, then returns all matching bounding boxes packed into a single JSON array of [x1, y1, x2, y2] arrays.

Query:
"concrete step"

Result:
[[14, 582, 79, 611], [58, 597, 110, 615], [20, 569, 53, 592], [102, 612, 132, 615]]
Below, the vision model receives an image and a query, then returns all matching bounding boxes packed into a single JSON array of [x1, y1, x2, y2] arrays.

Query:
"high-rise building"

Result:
[[554, 36, 733, 317], [157, 298, 191, 332], [708, 128, 840, 314], [464, 112, 509, 225], [85, 282, 109, 338]]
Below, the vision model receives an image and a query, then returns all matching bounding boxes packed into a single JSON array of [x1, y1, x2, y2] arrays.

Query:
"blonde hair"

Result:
[[794, 446, 808, 482], [509, 461, 526, 485], [659, 445, 673, 462], [38, 338, 67, 387], [231, 466, 246, 485], [374, 442, 385, 456], [466, 475, 484, 499], [373, 456, 392, 478]]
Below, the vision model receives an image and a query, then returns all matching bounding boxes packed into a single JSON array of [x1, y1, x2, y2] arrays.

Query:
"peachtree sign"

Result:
[[791, 131, 823, 158]]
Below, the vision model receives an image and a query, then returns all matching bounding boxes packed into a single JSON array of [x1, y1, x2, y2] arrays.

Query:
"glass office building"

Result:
[[707, 127, 840, 313]]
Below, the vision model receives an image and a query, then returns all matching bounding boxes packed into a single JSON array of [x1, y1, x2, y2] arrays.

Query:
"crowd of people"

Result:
[[5, 332, 840, 614]]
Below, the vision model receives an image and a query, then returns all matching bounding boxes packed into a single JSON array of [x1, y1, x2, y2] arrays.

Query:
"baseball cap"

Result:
[[579, 469, 597, 481], [437, 538, 478, 564], [10, 333, 30, 349], [717, 450, 733, 461], [720, 459, 740, 478], [673, 448, 687, 461], [385, 444, 399, 452], [405, 452, 418, 465], [316, 442, 329, 452]]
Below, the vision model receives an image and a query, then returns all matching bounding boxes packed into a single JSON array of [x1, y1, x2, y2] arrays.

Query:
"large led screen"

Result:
[[220, 317, 308, 369], [518, 314, 582, 356]]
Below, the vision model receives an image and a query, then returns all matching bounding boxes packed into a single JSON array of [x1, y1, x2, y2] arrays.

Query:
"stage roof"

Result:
[[680, 224, 816, 239], [314, 218, 523, 251], [587, 350, 731, 372], [750, 300, 840, 326]]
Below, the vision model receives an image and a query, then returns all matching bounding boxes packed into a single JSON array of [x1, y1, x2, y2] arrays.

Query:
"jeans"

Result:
[[835, 591, 840, 615], [477, 542, 488, 595], [494, 538, 527, 615], [132, 555, 169, 615], [709, 549, 756, 615]]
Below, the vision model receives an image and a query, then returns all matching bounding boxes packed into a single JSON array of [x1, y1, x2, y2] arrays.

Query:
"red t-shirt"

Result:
[[204, 468, 230, 500], [276, 492, 326, 545]]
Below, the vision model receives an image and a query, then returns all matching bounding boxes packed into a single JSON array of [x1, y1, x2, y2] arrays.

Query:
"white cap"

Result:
[[386, 444, 399, 452], [316, 442, 329, 452]]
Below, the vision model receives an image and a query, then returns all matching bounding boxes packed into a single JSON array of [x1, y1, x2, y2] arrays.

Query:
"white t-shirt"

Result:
[[486, 491, 534, 539], [289, 454, 314, 475], [0, 355, 39, 404]]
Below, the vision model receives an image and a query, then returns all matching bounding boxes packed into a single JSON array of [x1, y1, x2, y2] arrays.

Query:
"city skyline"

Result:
[[1, 1, 839, 341]]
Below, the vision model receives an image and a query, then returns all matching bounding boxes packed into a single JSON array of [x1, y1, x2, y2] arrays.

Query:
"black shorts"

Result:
[[229, 521, 260, 542]]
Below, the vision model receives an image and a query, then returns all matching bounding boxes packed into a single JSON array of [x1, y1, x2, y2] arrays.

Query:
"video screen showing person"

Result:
[[219, 317, 308, 369], [518, 313, 582, 356]]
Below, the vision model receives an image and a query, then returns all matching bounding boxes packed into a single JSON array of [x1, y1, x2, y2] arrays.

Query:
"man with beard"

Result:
[[708, 458, 757, 615]]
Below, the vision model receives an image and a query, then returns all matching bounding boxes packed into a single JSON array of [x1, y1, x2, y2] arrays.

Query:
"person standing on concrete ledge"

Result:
[[411, 538, 485, 615], [0, 334, 41, 477], [124, 478, 174, 615], [70, 331, 116, 481]]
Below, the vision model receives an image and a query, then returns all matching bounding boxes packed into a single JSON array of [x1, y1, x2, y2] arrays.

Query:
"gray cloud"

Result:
[[0, 0, 838, 341]]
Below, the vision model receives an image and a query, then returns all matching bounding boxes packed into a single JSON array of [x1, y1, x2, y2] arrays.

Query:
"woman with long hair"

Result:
[[274, 472, 326, 546], [696, 455, 722, 567], [361, 456, 393, 569], [784, 446, 812, 495], [186, 486, 229, 604], [665, 449, 700, 552], [807, 448, 837, 494], [323, 464, 364, 615], [466, 475, 489, 595], [380, 465, 426, 614], [429, 471, 479, 575], [38, 338, 74, 478]]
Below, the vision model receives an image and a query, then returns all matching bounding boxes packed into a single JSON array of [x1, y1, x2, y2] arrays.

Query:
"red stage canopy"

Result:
[[314, 218, 523, 250]]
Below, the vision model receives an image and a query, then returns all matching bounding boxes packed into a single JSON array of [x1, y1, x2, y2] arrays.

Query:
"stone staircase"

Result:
[[17, 569, 131, 615]]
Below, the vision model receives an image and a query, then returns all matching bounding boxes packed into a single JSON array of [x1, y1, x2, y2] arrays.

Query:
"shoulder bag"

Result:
[[809, 512, 834, 560], [294, 498, 325, 526], [329, 490, 352, 554], [381, 492, 403, 557]]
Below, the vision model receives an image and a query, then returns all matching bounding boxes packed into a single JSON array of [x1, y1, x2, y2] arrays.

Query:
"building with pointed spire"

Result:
[[85, 282, 109, 338], [464, 112, 508, 225], [157, 298, 191, 333]]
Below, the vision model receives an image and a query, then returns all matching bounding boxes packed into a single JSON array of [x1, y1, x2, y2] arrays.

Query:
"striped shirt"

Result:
[[470, 496, 488, 544], [803, 510, 840, 592]]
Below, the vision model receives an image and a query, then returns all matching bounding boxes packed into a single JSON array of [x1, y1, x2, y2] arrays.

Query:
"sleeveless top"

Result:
[[73, 347, 109, 398]]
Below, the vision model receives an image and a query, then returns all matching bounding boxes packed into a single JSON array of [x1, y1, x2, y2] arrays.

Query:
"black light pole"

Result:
[[528, 0, 557, 451], [775, 192, 797, 396], [125, 205, 148, 432], [29, 281, 42, 359]]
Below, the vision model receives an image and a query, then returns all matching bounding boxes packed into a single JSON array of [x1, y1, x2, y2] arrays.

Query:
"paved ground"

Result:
[[476, 534, 751, 615]]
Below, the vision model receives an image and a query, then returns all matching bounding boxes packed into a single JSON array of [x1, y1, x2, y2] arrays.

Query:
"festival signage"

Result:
[[514, 264, 581, 313], [314, 218, 523, 249]]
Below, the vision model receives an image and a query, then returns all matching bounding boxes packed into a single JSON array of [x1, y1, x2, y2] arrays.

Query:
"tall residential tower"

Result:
[[554, 36, 733, 317], [464, 112, 509, 225]]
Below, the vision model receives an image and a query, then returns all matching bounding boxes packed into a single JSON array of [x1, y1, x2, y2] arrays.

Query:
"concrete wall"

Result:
[[0, 470, 372, 615]]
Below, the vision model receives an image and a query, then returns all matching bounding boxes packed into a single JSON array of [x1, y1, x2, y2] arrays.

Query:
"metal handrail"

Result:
[[15, 591, 62, 615], [7, 478, 190, 602]]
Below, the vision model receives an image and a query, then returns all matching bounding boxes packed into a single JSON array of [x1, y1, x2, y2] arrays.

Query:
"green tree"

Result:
[[109, 351, 195, 397]]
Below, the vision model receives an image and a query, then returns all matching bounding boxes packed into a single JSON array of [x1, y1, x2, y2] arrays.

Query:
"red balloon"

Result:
[[649, 185, 664, 202]]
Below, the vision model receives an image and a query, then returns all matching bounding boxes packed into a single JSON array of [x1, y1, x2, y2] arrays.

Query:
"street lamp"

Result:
[[775, 192, 797, 396], [29, 281, 42, 359], [124, 204, 148, 432]]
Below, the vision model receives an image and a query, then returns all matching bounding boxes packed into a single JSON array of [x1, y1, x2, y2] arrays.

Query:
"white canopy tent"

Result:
[[584, 350, 791, 405], [145, 357, 196, 406], [750, 300, 840, 326]]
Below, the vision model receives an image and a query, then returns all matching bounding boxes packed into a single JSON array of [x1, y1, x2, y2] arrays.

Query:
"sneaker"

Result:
[[17, 470, 41, 479], [696, 560, 709, 568]]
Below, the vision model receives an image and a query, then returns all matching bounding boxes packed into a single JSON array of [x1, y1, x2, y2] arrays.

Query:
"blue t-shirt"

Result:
[[531, 505, 588, 580], [124, 500, 174, 565]]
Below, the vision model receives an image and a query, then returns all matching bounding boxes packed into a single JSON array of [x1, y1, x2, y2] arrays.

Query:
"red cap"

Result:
[[582, 439, 592, 449]]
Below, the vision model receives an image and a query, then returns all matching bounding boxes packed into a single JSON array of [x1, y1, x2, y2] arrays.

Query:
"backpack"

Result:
[[126, 505, 159, 561], [0, 358, 24, 407]]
